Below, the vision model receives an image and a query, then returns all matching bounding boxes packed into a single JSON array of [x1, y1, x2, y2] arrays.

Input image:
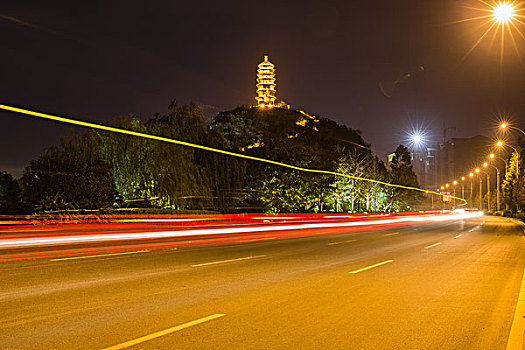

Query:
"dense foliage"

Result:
[[0, 172, 22, 213], [501, 139, 525, 214], [4, 101, 423, 213]]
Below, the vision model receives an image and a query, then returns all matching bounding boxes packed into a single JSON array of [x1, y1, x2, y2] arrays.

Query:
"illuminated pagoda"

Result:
[[256, 55, 277, 107]]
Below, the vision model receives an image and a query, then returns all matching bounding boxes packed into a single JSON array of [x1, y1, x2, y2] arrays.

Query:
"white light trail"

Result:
[[0, 212, 483, 249]]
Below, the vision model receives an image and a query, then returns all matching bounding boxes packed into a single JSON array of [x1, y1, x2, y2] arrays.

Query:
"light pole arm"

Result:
[[509, 125, 525, 136]]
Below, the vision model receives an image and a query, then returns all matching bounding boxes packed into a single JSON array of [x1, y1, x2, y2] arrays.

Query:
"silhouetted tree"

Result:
[[0, 172, 22, 213]]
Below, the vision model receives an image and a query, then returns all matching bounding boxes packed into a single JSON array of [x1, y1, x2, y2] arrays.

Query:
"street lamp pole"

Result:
[[460, 176, 466, 201], [469, 172, 474, 208], [496, 168, 500, 211], [479, 176, 483, 210]]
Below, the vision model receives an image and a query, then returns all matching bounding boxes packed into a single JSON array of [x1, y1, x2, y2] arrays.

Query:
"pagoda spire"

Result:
[[256, 55, 277, 108]]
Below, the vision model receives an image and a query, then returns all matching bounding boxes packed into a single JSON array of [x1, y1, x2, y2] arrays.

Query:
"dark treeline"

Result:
[[0, 101, 423, 213]]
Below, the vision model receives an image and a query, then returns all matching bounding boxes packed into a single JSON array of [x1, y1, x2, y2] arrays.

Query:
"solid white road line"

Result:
[[349, 260, 393, 274], [50, 250, 149, 261], [454, 234, 463, 239], [506, 268, 525, 350], [327, 239, 357, 246], [191, 255, 266, 267], [102, 314, 225, 350], [425, 242, 441, 249]]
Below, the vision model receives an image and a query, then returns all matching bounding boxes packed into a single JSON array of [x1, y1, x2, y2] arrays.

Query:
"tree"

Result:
[[502, 148, 523, 213], [22, 132, 116, 212], [0, 172, 22, 213], [385, 145, 421, 211]]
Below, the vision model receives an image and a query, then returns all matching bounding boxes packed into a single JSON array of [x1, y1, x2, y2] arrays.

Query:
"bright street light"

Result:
[[469, 172, 474, 177], [499, 122, 525, 135], [494, 2, 515, 23], [475, 168, 480, 173], [453, 180, 458, 185], [461, 176, 466, 181]]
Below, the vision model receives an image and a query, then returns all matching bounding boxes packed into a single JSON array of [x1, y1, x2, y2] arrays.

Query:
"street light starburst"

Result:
[[456, 1, 525, 68], [494, 2, 515, 22]]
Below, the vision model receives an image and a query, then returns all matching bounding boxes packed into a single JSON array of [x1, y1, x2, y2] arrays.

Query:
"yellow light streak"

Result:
[[0, 104, 467, 205]]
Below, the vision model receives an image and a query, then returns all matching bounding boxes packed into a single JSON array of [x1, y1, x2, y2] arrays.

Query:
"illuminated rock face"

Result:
[[256, 55, 277, 108]]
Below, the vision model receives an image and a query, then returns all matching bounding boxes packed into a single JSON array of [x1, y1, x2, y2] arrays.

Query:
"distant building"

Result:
[[386, 135, 489, 192], [436, 135, 491, 187], [411, 146, 437, 191]]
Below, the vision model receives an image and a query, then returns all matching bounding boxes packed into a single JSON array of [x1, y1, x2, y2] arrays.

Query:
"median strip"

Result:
[[50, 250, 149, 261], [425, 242, 441, 249], [191, 255, 266, 267], [327, 239, 357, 246], [349, 260, 393, 274], [101, 313, 225, 350]]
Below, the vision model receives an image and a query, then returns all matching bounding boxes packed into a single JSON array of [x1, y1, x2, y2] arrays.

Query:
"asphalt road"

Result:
[[1, 215, 524, 349]]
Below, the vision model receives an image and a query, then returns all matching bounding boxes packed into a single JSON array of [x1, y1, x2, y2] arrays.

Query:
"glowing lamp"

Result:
[[494, 3, 514, 23]]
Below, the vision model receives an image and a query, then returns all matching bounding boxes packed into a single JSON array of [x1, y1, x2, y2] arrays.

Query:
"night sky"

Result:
[[2, 0, 525, 177]]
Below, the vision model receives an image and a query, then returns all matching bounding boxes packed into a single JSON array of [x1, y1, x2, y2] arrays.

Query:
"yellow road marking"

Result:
[[454, 234, 463, 239], [238, 237, 277, 243], [192, 255, 266, 267], [327, 239, 357, 246], [383, 232, 400, 236], [50, 250, 149, 261], [425, 242, 441, 249], [349, 260, 393, 274], [506, 268, 525, 350], [101, 314, 225, 350]]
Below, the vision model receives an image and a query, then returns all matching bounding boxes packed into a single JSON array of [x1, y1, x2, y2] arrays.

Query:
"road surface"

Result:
[[0, 215, 524, 349]]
